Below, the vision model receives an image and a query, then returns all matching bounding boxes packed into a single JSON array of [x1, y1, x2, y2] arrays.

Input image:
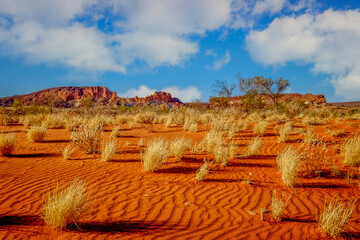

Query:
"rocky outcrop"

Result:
[[269, 93, 326, 105], [0, 87, 183, 107], [117, 91, 182, 106]]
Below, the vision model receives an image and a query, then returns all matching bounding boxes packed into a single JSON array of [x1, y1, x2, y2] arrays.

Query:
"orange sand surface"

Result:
[[1, 120, 360, 239]]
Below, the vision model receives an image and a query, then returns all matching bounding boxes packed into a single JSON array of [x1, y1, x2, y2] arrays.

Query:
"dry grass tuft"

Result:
[[169, 137, 191, 162], [0, 133, 15, 156], [271, 189, 290, 221], [27, 124, 47, 142], [253, 121, 269, 136], [101, 140, 117, 162], [71, 123, 103, 154], [111, 126, 122, 138], [341, 134, 360, 166], [276, 146, 301, 188], [42, 179, 88, 230], [243, 136, 261, 157], [300, 140, 328, 176], [318, 197, 356, 238], [142, 138, 169, 172], [62, 145, 75, 160], [213, 145, 229, 166], [200, 130, 224, 153], [278, 122, 292, 143], [195, 159, 211, 182]]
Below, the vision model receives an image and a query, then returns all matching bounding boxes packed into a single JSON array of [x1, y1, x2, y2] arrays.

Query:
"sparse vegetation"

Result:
[[0, 133, 15, 156], [243, 136, 261, 157], [101, 140, 117, 162], [111, 126, 122, 138], [341, 134, 360, 166], [62, 145, 75, 160], [278, 122, 292, 143], [71, 123, 103, 154], [142, 138, 169, 172], [43, 179, 88, 230], [253, 121, 268, 136], [276, 146, 301, 188], [169, 137, 191, 162], [195, 159, 211, 182], [318, 197, 356, 238], [271, 189, 290, 221], [27, 124, 47, 142]]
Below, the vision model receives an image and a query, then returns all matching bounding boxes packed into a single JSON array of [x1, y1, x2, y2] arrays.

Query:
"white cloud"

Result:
[[119, 85, 156, 98], [209, 50, 231, 70], [161, 86, 202, 102], [119, 85, 201, 102], [246, 9, 360, 100], [253, 0, 286, 15], [0, 0, 97, 25], [0, 21, 125, 72], [113, 31, 198, 67], [0, 0, 309, 73]]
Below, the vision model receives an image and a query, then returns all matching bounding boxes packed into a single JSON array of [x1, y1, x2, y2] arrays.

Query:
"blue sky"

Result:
[[0, 0, 359, 102]]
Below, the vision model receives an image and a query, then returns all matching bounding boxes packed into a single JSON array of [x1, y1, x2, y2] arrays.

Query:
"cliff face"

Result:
[[0, 87, 182, 107]]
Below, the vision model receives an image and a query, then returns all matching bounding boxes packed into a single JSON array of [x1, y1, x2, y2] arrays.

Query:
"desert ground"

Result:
[[0, 107, 360, 239]]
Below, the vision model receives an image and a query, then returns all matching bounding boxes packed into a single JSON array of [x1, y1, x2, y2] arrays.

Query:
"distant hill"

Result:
[[209, 93, 327, 107], [0, 86, 182, 107], [328, 101, 360, 107]]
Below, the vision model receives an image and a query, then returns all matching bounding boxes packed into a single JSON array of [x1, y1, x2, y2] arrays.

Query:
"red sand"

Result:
[[0, 120, 360, 239]]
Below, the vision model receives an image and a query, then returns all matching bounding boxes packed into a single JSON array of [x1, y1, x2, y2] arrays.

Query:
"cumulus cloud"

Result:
[[161, 86, 202, 102], [119, 85, 157, 98], [0, 21, 125, 72], [207, 50, 231, 70], [0, 0, 245, 72], [119, 85, 201, 102], [253, 0, 286, 15], [246, 9, 360, 100], [0, 0, 310, 74]]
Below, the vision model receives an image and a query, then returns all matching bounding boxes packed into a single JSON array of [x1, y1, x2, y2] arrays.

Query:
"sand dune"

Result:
[[1, 120, 359, 239]]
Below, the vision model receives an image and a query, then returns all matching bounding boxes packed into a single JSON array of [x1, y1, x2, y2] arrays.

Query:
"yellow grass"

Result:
[[243, 136, 261, 157], [43, 179, 88, 230], [142, 138, 169, 172], [62, 145, 75, 160], [253, 121, 269, 136], [278, 122, 292, 143], [341, 134, 360, 166], [71, 123, 103, 154], [271, 189, 290, 221], [276, 146, 301, 188], [318, 198, 356, 238], [0, 133, 15, 156], [195, 159, 211, 182], [169, 137, 191, 162], [101, 140, 117, 162], [27, 124, 47, 142]]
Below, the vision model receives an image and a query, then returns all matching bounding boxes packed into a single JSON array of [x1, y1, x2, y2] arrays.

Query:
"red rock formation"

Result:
[[0, 87, 182, 107]]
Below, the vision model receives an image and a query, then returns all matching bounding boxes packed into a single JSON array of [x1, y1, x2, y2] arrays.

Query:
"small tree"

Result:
[[237, 74, 264, 112], [82, 95, 93, 108], [212, 79, 237, 98], [253, 76, 289, 107]]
